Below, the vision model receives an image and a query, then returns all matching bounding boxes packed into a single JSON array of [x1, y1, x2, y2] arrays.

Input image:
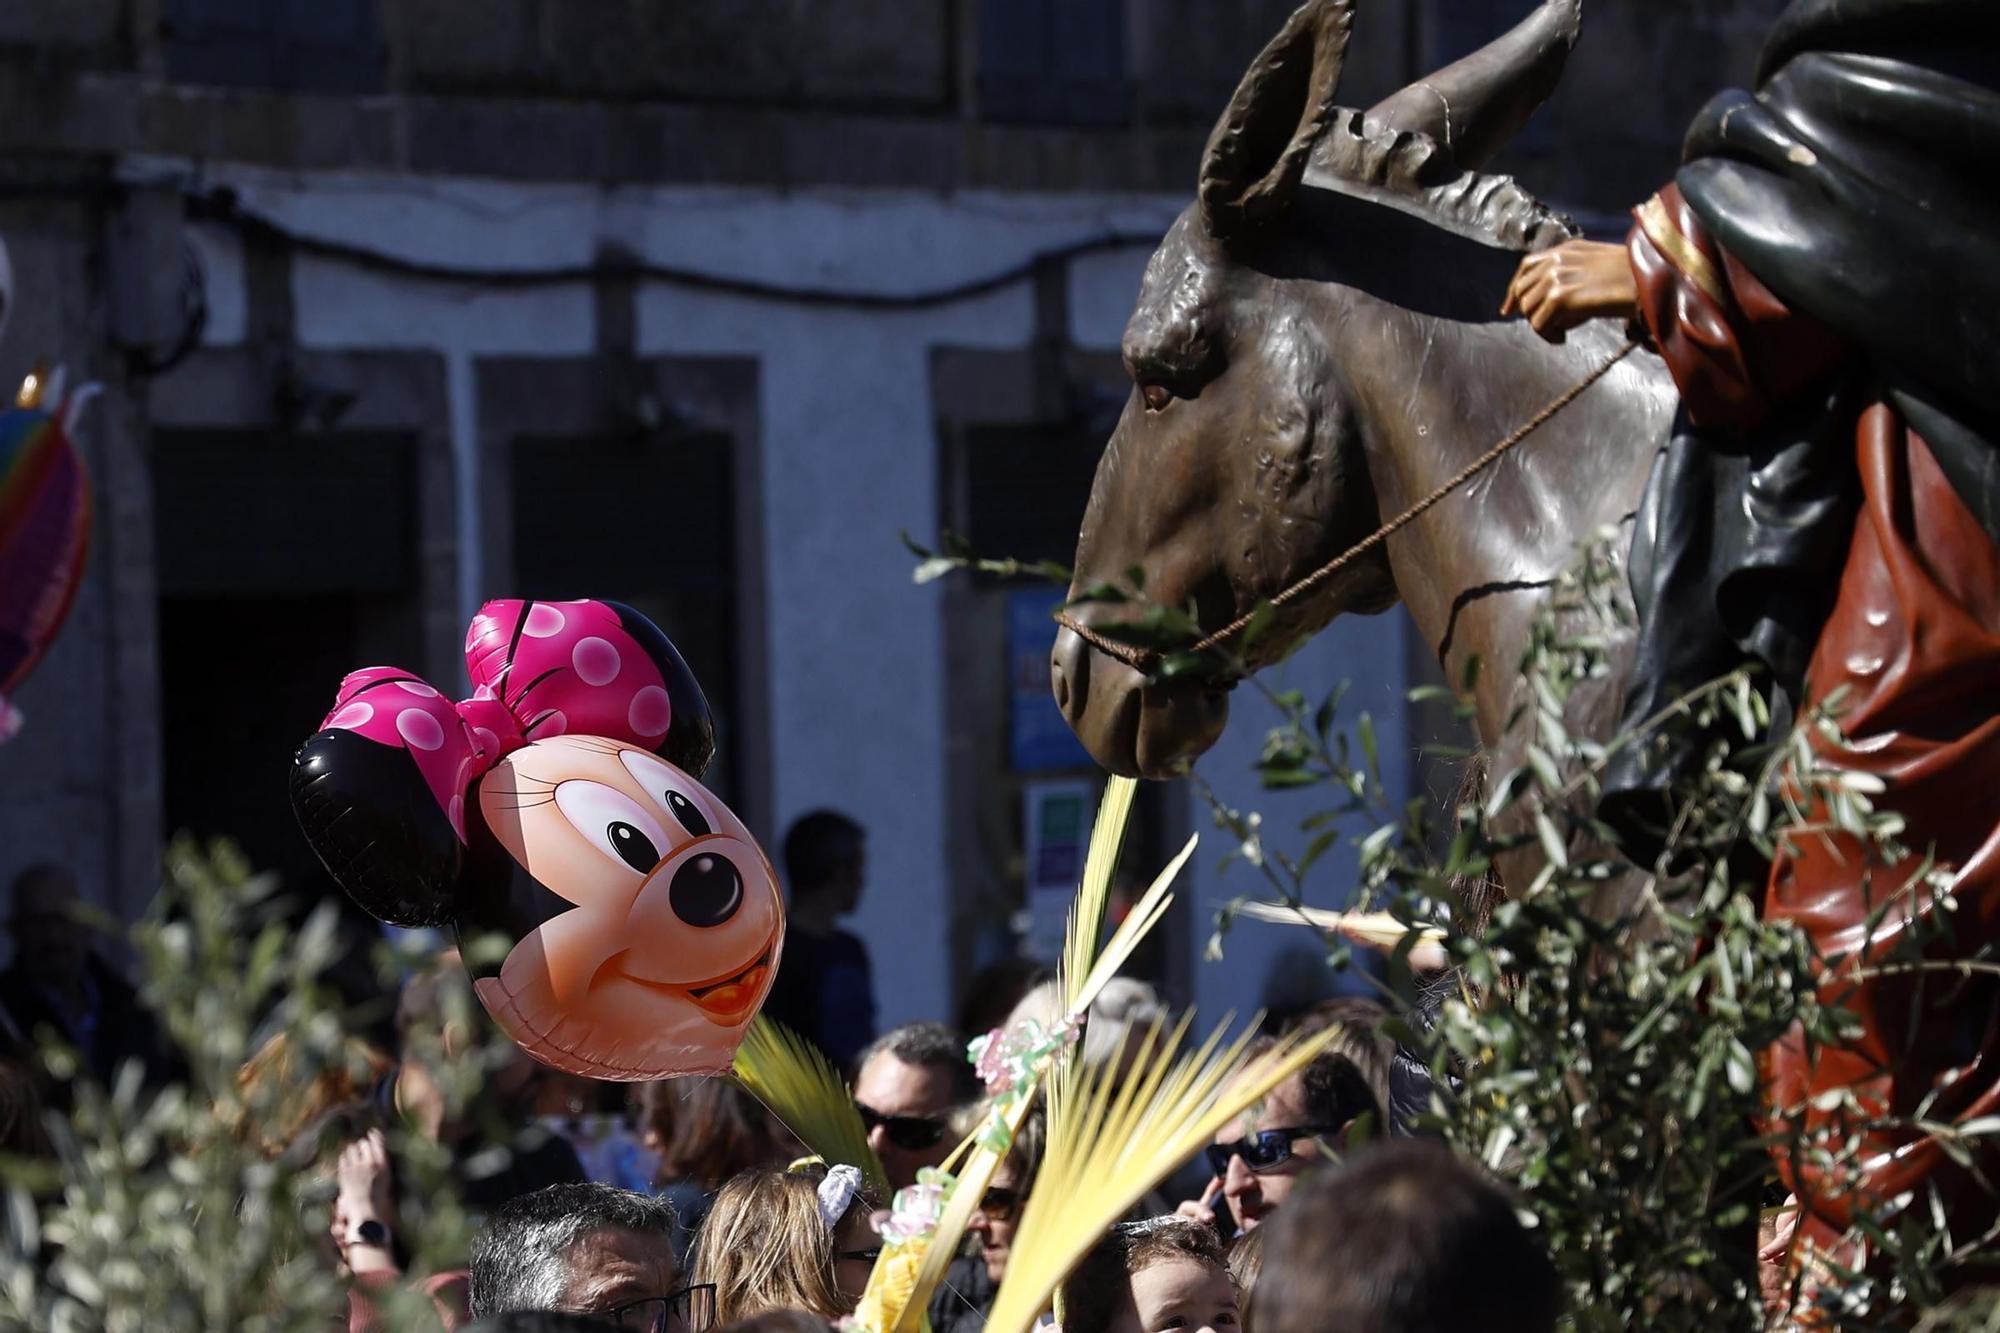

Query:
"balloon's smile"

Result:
[[618, 938, 776, 1026]]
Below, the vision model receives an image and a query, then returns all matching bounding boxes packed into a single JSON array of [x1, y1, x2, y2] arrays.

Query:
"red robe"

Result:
[[1630, 184, 2000, 1262]]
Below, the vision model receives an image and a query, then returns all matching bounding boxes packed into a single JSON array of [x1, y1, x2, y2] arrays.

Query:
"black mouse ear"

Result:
[[291, 728, 463, 928], [605, 601, 717, 778]]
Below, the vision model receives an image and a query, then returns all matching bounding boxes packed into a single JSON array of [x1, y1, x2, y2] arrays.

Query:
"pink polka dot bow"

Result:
[[317, 599, 682, 842]]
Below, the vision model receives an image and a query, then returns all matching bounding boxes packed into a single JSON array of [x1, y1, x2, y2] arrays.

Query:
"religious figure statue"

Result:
[[1505, 0, 2000, 1270]]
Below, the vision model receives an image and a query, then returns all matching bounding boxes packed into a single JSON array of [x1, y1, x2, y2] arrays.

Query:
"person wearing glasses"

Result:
[[691, 1163, 881, 1324], [469, 1182, 715, 1332], [1179, 1044, 1382, 1235], [924, 1099, 1046, 1333], [851, 1023, 978, 1191]]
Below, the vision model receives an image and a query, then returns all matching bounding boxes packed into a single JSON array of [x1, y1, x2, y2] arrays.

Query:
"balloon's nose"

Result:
[[668, 849, 743, 927], [630, 834, 767, 944]]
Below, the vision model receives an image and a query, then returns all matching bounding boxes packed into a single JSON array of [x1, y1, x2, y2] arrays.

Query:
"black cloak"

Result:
[[1599, 0, 2000, 863]]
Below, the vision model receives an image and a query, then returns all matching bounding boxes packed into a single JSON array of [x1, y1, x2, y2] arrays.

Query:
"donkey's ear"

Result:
[[1199, 0, 1356, 239], [605, 601, 717, 779], [292, 728, 464, 928], [1367, 0, 1581, 172]]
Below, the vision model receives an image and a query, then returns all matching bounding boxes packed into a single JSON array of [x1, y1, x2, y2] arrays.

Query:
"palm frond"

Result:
[[879, 1093, 1038, 1333], [1059, 776, 1137, 1007], [1235, 899, 1449, 951], [982, 1017, 1343, 1333], [863, 776, 1163, 1333], [732, 1014, 887, 1197], [1069, 833, 1195, 1013]]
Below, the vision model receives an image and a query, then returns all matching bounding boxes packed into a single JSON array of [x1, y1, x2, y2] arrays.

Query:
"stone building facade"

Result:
[[0, 0, 1785, 1029]]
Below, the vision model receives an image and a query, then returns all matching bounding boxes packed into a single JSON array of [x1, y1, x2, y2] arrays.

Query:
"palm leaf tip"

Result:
[[1060, 776, 1138, 1007], [1237, 900, 1448, 950], [731, 1015, 887, 1196]]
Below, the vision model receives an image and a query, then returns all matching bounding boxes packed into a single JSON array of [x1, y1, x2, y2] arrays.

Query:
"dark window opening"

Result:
[[960, 422, 1104, 573], [510, 430, 741, 803], [979, 0, 1127, 126], [165, 0, 382, 95], [154, 427, 419, 1028]]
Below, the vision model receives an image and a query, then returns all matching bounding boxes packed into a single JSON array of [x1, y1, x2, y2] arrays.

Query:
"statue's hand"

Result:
[[1501, 240, 1639, 343]]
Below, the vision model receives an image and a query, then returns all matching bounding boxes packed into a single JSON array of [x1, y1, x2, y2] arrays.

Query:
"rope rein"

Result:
[[1054, 337, 1642, 672]]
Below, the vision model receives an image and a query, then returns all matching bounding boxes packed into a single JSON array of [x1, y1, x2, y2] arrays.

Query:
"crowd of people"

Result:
[[341, 1002, 1556, 1333], [0, 814, 1565, 1333]]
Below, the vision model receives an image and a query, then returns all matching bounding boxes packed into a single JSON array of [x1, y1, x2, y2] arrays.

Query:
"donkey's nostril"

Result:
[[1052, 627, 1086, 719], [670, 853, 742, 928]]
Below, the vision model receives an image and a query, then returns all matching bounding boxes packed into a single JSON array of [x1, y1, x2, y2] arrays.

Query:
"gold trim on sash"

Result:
[[1635, 193, 1727, 307]]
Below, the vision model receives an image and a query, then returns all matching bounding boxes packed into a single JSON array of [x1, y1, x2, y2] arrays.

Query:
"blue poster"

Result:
[[1010, 586, 1093, 772]]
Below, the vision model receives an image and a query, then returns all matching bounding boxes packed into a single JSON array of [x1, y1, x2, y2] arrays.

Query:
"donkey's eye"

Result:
[[1140, 383, 1173, 412]]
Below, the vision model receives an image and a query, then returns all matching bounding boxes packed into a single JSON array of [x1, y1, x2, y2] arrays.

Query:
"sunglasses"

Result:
[[1204, 1126, 1330, 1178], [855, 1101, 948, 1151], [606, 1283, 717, 1333], [976, 1185, 1023, 1223], [839, 1247, 883, 1264]]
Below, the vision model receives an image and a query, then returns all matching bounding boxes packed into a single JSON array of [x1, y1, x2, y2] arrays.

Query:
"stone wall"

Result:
[[0, 0, 1791, 205], [0, 181, 162, 931], [392, 0, 955, 109]]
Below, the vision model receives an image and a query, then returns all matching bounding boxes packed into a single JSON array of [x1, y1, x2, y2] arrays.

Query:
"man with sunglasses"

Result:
[[469, 1182, 714, 1333], [1180, 1045, 1382, 1235], [851, 1022, 979, 1190]]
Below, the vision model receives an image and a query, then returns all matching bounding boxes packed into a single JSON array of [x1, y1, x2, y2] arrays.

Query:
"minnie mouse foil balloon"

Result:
[[291, 599, 783, 1080]]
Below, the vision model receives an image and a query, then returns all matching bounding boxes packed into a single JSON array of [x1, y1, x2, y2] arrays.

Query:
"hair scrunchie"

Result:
[[816, 1163, 865, 1232]]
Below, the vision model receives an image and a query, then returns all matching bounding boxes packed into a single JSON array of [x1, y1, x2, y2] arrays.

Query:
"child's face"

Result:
[[1111, 1258, 1240, 1333], [832, 1207, 881, 1300]]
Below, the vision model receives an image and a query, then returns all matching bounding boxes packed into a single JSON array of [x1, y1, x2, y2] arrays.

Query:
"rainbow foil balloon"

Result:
[[0, 381, 94, 742]]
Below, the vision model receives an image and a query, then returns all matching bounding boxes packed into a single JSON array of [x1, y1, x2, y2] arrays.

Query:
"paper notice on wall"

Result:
[[1020, 778, 1097, 963]]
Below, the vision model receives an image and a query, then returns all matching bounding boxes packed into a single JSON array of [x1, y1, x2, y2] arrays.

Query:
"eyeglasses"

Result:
[[976, 1185, 1023, 1223], [606, 1283, 717, 1333], [1204, 1126, 1330, 1178], [839, 1247, 883, 1264], [855, 1101, 948, 1151]]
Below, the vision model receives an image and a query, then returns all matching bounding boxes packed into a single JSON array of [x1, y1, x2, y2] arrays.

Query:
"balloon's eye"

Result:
[[665, 790, 711, 837], [620, 750, 717, 841], [608, 821, 661, 873], [558, 779, 671, 875]]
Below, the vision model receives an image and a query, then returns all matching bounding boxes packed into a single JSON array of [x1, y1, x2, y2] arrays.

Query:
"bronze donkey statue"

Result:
[[1052, 0, 1679, 795]]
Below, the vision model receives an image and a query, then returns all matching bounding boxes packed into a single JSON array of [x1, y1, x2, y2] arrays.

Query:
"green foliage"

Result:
[[0, 838, 512, 1331], [901, 531, 1071, 587], [1200, 536, 1991, 1328]]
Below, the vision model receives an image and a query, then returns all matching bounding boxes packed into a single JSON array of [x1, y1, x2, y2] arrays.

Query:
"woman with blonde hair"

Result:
[[692, 1163, 879, 1324], [638, 1076, 798, 1261]]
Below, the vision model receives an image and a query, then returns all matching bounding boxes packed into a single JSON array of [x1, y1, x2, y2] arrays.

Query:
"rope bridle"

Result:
[[1054, 337, 1642, 674]]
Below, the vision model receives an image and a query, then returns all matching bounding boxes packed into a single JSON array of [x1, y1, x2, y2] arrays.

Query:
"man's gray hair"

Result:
[[857, 1021, 979, 1101], [468, 1182, 677, 1317]]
